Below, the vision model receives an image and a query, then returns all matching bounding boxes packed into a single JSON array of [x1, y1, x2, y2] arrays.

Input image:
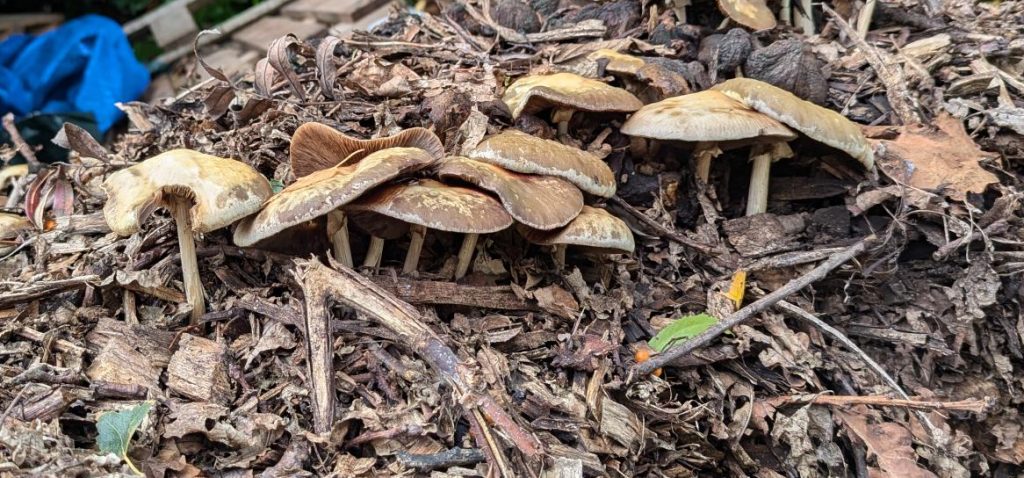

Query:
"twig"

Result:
[[16, 327, 87, 355], [0, 275, 100, 307], [609, 196, 714, 254], [397, 448, 486, 471], [2, 113, 41, 171], [762, 394, 992, 413], [932, 219, 1007, 261], [631, 235, 876, 377], [856, 0, 877, 38]]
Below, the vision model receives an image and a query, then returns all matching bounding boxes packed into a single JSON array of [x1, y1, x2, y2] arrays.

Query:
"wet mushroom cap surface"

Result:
[[519, 206, 635, 253], [621, 90, 796, 143], [291, 122, 445, 178], [712, 78, 874, 168], [716, 0, 777, 31], [102, 149, 273, 236], [437, 156, 584, 230], [502, 72, 643, 119], [348, 179, 513, 234], [233, 147, 436, 246], [467, 130, 617, 198]]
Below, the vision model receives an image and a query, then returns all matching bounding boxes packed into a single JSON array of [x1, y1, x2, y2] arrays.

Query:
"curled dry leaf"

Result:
[[268, 34, 307, 101], [254, 58, 276, 97], [837, 409, 939, 478], [194, 29, 231, 84], [316, 36, 342, 99]]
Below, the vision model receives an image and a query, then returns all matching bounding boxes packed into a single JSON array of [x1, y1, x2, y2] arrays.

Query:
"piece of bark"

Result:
[[598, 398, 644, 453], [724, 213, 807, 257], [85, 337, 162, 394], [86, 317, 176, 368], [368, 275, 539, 311], [166, 334, 233, 404], [11, 386, 90, 422]]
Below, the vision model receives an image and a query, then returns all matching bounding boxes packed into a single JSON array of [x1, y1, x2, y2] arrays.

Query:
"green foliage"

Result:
[[193, 0, 263, 28], [97, 401, 153, 476], [269, 178, 284, 194], [647, 313, 717, 352]]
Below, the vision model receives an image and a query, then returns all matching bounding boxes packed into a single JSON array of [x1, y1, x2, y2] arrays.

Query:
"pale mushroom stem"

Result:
[[454, 233, 479, 280], [167, 196, 204, 324], [693, 142, 723, 184], [363, 236, 385, 269], [746, 143, 793, 216], [403, 225, 427, 274], [552, 108, 575, 137], [327, 211, 353, 268], [795, 0, 815, 34], [553, 244, 568, 268]]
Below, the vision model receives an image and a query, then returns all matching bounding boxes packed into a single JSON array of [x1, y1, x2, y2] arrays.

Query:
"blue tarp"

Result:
[[0, 14, 149, 133]]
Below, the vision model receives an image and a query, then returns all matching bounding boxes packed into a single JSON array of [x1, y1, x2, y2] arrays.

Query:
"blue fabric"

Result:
[[0, 15, 149, 133]]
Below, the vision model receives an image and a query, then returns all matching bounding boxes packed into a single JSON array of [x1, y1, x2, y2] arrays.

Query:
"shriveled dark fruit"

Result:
[[699, 29, 751, 78], [564, 0, 641, 38], [647, 58, 711, 91], [618, 171, 660, 207], [649, 20, 703, 57], [490, 0, 541, 33], [515, 114, 557, 140], [443, 3, 495, 36], [478, 99, 512, 122], [745, 39, 829, 105], [421, 89, 472, 146]]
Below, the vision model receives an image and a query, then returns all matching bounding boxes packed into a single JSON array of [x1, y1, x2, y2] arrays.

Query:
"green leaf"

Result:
[[648, 313, 717, 352], [269, 179, 285, 194], [97, 401, 152, 475]]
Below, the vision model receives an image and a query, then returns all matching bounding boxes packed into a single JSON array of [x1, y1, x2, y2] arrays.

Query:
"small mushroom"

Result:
[[0, 163, 29, 190], [519, 206, 635, 267], [621, 90, 795, 184], [717, 0, 777, 31], [0, 212, 32, 255], [233, 147, 437, 247], [289, 122, 444, 266], [587, 49, 647, 76], [467, 130, 617, 198], [502, 72, 642, 136], [348, 179, 512, 275], [348, 212, 409, 270], [437, 156, 584, 278], [103, 149, 273, 323]]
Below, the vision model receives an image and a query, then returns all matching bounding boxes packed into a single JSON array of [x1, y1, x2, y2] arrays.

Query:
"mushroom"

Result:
[[712, 78, 874, 214], [289, 122, 444, 266], [436, 156, 584, 278], [233, 147, 437, 252], [717, 0, 776, 31], [587, 49, 647, 77], [103, 149, 273, 323], [348, 179, 512, 275], [621, 90, 795, 189], [467, 129, 617, 198], [0, 212, 32, 255], [519, 206, 635, 267], [348, 212, 409, 270], [502, 72, 642, 136]]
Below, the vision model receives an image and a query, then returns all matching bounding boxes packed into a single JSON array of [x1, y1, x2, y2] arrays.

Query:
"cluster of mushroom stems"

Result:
[[95, 64, 871, 325]]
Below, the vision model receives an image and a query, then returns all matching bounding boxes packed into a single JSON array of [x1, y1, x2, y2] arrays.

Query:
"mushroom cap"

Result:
[[519, 206, 635, 253], [291, 122, 444, 178], [502, 72, 643, 119], [467, 130, 616, 198], [102, 149, 273, 236], [621, 90, 796, 144], [348, 179, 513, 234], [712, 78, 874, 168], [0, 212, 31, 240], [233, 147, 436, 246], [587, 49, 646, 76], [437, 156, 584, 230], [717, 0, 777, 31]]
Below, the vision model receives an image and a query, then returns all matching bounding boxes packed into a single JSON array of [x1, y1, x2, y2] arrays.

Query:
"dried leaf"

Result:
[[52, 123, 110, 161], [837, 410, 938, 478], [204, 85, 235, 119], [254, 58, 277, 98], [268, 34, 306, 101], [316, 36, 342, 99], [194, 29, 231, 84]]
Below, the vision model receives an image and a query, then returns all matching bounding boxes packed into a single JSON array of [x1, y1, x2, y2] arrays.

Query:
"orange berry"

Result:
[[634, 347, 651, 363], [653, 368, 663, 377]]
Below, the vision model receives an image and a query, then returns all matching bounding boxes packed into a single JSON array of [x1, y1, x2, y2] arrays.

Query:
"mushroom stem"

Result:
[[552, 108, 574, 137], [553, 244, 567, 268], [403, 224, 427, 274], [167, 196, 204, 324], [363, 236, 385, 269], [327, 211, 353, 267], [745, 142, 793, 216], [454, 233, 479, 280], [693, 142, 723, 184]]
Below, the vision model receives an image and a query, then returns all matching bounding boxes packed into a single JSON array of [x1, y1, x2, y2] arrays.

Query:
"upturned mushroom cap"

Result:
[[102, 149, 273, 236], [348, 179, 513, 234], [712, 78, 874, 168], [621, 90, 796, 144], [519, 206, 635, 253], [587, 49, 646, 76], [467, 130, 616, 198], [0, 212, 31, 239], [234, 147, 436, 246], [291, 122, 444, 177], [717, 0, 777, 31], [502, 72, 643, 119], [437, 156, 583, 230]]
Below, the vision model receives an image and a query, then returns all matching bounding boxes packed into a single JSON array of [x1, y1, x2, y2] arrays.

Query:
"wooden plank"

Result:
[[234, 16, 327, 51], [123, 0, 212, 37], [150, 2, 199, 47], [0, 13, 64, 36], [328, 2, 393, 38], [284, 0, 392, 23]]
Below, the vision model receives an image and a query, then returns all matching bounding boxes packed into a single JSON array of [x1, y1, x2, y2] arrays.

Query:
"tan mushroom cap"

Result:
[[712, 78, 874, 168], [621, 90, 796, 144], [587, 49, 646, 76], [102, 149, 273, 236], [437, 156, 583, 230], [291, 122, 444, 178], [717, 0, 777, 31], [519, 206, 635, 253], [0, 212, 32, 239], [467, 130, 616, 198], [348, 179, 513, 234], [502, 72, 643, 119], [234, 147, 436, 246]]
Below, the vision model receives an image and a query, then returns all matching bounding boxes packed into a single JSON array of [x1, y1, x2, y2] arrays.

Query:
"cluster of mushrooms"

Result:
[[97, 62, 873, 325]]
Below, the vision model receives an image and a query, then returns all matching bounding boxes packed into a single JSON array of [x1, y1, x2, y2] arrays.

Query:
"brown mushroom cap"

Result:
[[233, 147, 436, 246], [291, 122, 444, 178], [712, 78, 874, 168], [0, 212, 31, 240], [348, 179, 513, 234], [437, 156, 583, 230], [587, 49, 647, 76], [467, 130, 616, 198], [502, 72, 643, 119], [717, 0, 777, 31], [519, 206, 635, 253], [102, 149, 273, 236], [621, 90, 796, 144]]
